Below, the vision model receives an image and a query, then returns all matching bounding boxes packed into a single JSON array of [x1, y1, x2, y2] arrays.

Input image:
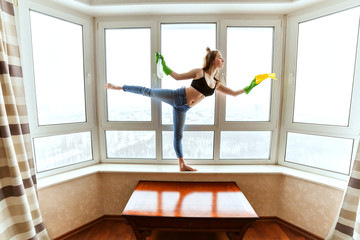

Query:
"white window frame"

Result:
[[18, 1, 99, 177], [96, 20, 159, 163], [279, 1, 360, 179], [219, 19, 283, 164], [96, 16, 283, 165], [158, 20, 219, 163], [18, 0, 359, 179]]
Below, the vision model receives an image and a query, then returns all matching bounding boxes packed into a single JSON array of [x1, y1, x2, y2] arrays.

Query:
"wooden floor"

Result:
[[60, 218, 321, 240]]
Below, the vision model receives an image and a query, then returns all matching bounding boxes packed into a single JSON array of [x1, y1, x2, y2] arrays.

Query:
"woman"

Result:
[[104, 47, 258, 171]]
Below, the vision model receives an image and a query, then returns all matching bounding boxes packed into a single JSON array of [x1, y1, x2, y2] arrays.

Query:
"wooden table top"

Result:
[[122, 181, 258, 219]]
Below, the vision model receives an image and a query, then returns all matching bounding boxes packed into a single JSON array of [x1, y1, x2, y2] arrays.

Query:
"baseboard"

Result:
[[53, 215, 324, 240], [53, 216, 105, 240], [258, 217, 324, 240]]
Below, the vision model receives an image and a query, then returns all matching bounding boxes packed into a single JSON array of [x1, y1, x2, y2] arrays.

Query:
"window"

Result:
[[21, 7, 97, 175], [293, 7, 360, 126], [97, 19, 282, 164], [285, 133, 353, 174], [34, 132, 93, 172], [159, 23, 217, 160], [30, 11, 86, 126], [226, 27, 274, 122], [161, 23, 217, 125], [22, 1, 360, 179], [219, 20, 282, 162], [162, 131, 214, 159], [220, 131, 272, 159], [105, 28, 151, 122], [106, 131, 156, 159], [281, 6, 360, 176], [99, 21, 156, 161]]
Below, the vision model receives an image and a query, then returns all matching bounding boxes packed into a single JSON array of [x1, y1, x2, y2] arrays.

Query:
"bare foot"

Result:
[[178, 157, 197, 171], [104, 83, 122, 90], [179, 163, 197, 171]]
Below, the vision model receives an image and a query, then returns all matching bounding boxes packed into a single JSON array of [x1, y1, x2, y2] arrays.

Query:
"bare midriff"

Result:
[[185, 86, 206, 107]]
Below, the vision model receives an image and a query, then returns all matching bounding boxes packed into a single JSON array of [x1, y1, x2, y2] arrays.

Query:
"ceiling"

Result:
[[44, 0, 328, 17]]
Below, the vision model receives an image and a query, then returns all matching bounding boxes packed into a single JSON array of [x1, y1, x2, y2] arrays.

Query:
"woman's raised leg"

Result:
[[122, 85, 176, 105]]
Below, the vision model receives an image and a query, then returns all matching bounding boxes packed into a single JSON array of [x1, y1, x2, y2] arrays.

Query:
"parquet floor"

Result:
[[61, 219, 320, 240]]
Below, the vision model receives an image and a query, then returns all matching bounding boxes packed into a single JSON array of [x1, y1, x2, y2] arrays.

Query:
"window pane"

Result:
[[226, 27, 274, 121], [220, 131, 271, 159], [105, 28, 151, 121], [285, 132, 353, 174], [34, 132, 92, 172], [161, 23, 216, 125], [106, 131, 156, 159], [30, 11, 86, 125], [294, 7, 360, 126], [162, 131, 214, 159]]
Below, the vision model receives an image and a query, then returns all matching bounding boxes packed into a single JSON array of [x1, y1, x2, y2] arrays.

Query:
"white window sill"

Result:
[[37, 163, 348, 191]]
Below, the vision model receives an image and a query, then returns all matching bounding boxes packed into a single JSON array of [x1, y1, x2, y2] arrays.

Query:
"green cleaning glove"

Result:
[[155, 52, 172, 76], [244, 73, 277, 94], [244, 78, 258, 94]]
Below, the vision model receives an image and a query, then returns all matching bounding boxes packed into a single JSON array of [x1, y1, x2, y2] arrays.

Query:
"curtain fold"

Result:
[[327, 143, 360, 240], [0, 0, 50, 239]]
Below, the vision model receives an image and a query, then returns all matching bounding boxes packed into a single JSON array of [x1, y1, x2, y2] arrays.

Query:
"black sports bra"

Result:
[[191, 71, 219, 97]]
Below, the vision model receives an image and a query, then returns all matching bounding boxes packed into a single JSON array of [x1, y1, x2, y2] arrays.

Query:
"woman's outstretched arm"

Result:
[[169, 68, 201, 81], [216, 82, 245, 96]]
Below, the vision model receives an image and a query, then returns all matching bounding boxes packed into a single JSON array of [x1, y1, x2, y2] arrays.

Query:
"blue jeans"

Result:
[[123, 85, 191, 158]]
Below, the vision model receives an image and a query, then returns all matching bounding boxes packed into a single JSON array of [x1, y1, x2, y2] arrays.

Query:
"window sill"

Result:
[[37, 163, 348, 191]]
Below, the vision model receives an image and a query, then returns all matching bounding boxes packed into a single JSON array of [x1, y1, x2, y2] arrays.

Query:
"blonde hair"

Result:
[[203, 47, 220, 76]]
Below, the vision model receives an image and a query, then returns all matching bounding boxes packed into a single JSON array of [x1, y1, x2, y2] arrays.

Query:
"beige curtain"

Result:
[[0, 0, 49, 239], [326, 143, 360, 240]]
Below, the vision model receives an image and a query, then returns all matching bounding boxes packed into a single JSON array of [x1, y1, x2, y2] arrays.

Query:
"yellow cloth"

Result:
[[255, 73, 277, 84]]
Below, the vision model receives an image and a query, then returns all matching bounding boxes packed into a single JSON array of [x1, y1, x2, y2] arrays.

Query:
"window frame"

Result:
[[97, 20, 160, 163], [279, 3, 360, 179], [160, 22, 218, 126], [97, 17, 283, 165], [159, 21, 218, 161], [18, 0, 360, 179], [219, 19, 283, 164], [19, 1, 99, 177]]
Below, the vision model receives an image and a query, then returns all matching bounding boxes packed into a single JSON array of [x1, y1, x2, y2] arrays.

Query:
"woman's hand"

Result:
[[155, 52, 172, 76]]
